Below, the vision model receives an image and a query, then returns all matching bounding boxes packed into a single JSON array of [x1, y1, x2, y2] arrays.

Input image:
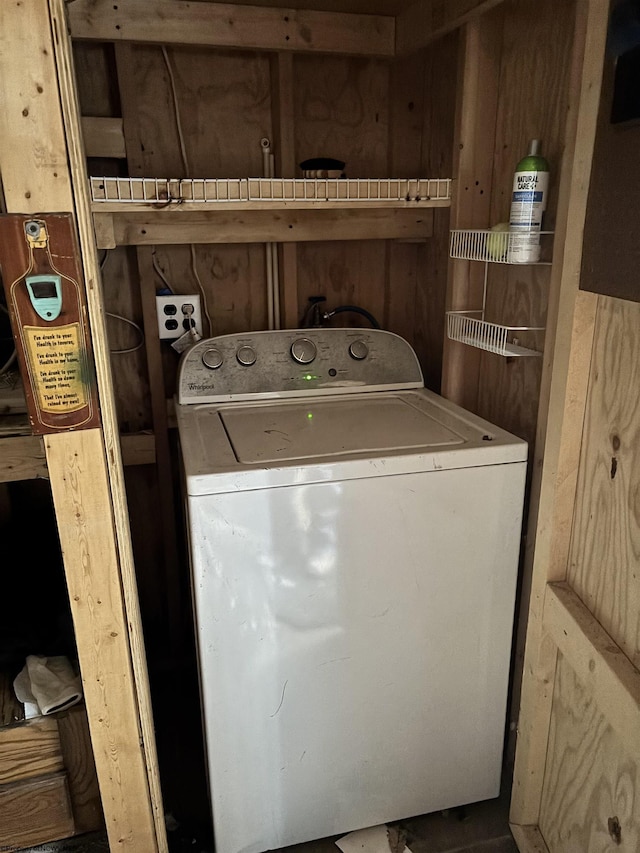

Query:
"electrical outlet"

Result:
[[156, 294, 202, 340]]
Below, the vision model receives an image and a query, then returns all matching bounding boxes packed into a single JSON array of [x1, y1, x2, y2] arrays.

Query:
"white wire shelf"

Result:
[[90, 176, 451, 206], [447, 311, 544, 357], [450, 229, 553, 264]]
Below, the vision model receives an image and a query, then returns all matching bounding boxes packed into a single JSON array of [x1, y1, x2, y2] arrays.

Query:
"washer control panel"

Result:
[[177, 328, 423, 404]]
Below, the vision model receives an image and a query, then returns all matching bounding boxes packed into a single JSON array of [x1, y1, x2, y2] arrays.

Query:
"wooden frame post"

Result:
[[0, 1, 167, 849], [441, 12, 501, 408], [509, 0, 609, 837]]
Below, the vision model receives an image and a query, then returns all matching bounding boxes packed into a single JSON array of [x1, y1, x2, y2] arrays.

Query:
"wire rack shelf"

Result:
[[90, 177, 451, 205], [446, 311, 544, 357], [449, 228, 553, 264]]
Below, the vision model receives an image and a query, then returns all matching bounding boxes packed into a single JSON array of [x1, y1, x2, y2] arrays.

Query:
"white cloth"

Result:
[[13, 655, 82, 716]]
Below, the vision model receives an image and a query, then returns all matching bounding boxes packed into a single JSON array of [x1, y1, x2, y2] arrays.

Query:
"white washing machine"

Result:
[[176, 329, 527, 853]]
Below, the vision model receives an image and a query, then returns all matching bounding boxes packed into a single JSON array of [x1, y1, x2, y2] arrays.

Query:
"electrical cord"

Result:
[[99, 250, 146, 354], [105, 312, 145, 354]]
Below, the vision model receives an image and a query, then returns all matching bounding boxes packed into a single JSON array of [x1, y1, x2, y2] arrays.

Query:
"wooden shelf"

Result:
[[90, 176, 450, 247], [0, 431, 156, 483], [94, 206, 441, 249], [0, 434, 47, 483]]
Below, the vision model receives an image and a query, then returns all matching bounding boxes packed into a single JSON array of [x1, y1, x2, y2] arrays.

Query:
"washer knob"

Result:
[[349, 340, 369, 360], [290, 338, 317, 365], [236, 345, 257, 366], [202, 348, 224, 370]]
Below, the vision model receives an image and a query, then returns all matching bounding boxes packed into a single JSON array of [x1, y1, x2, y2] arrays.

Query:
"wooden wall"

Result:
[[538, 295, 640, 851], [474, 0, 576, 450], [69, 30, 459, 825], [75, 38, 457, 408], [71, 30, 459, 674]]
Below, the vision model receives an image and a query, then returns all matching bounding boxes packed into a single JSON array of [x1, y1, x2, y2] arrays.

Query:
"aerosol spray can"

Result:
[[508, 140, 549, 263]]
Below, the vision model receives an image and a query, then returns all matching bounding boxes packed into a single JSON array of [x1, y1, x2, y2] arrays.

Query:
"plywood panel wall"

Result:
[[115, 44, 271, 349], [118, 45, 272, 177], [475, 0, 577, 447], [537, 293, 640, 851], [294, 55, 390, 176], [294, 55, 389, 329], [540, 653, 639, 853], [567, 296, 640, 669]]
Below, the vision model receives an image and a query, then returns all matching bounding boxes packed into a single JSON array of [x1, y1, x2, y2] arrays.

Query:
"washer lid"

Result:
[[177, 388, 528, 496], [220, 396, 463, 463]]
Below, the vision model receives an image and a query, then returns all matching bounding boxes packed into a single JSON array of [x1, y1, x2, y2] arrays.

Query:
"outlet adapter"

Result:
[[156, 294, 202, 340]]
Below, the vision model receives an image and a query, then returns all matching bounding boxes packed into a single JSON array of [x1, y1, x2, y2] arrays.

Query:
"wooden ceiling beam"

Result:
[[67, 0, 395, 57], [396, 0, 505, 56]]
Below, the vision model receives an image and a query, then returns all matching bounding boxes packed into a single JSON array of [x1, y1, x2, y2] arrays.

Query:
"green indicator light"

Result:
[[307, 413, 313, 420]]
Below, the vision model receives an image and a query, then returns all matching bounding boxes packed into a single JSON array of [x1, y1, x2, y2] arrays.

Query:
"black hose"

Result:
[[327, 305, 381, 329]]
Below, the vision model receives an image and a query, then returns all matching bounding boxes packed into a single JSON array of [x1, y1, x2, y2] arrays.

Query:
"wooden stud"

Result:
[[134, 246, 185, 648], [271, 52, 299, 328], [68, 0, 395, 57], [49, 1, 168, 845], [45, 429, 162, 848], [0, 0, 168, 848], [542, 582, 640, 763], [81, 117, 126, 159], [509, 823, 550, 853], [0, 2, 72, 207], [92, 212, 116, 250], [510, 0, 610, 827], [114, 41, 188, 659], [396, 0, 505, 56], [440, 14, 501, 409]]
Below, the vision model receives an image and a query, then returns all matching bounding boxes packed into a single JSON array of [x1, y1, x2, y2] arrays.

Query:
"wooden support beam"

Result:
[[0, 435, 48, 483], [271, 52, 298, 328], [114, 40, 189, 660], [48, 0, 168, 840], [510, 0, 610, 827], [93, 208, 435, 249], [396, 0, 505, 56], [441, 14, 501, 409], [50, 1, 168, 844], [45, 428, 162, 848], [134, 246, 185, 648], [543, 582, 640, 762], [68, 0, 395, 57], [509, 824, 550, 853], [81, 116, 126, 159], [0, 1, 168, 849]]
